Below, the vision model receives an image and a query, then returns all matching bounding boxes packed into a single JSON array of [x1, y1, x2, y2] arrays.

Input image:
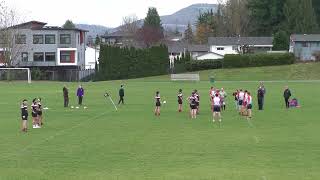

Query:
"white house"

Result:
[[208, 37, 273, 57], [85, 46, 99, 69]]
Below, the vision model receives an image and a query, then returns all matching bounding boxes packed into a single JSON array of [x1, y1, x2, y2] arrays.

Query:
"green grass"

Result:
[[1, 64, 320, 179], [1, 78, 320, 180], [133, 62, 320, 82]]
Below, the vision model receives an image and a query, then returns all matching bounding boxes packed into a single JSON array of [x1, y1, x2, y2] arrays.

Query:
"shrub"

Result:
[[31, 68, 42, 80], [186, 59, 223, 71], [223, 53, 295, 68]]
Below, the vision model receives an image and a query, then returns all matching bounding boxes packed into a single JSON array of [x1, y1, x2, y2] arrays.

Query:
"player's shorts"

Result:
[[247, 104, 252, 109], [156, 102, 161, 107], [32, 112, 37, 118], [178, 99, 182, 105], [196, 102, 199, 106], [190, 105, 197, 109], [213, 105, 221, 112], [37, 111, 42, 116], [21, 114, 28, 121], [238, 100, 243, 106]]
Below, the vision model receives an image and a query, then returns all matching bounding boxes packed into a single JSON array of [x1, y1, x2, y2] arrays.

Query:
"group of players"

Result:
[[20, 98, 44, 132], [154, 86, 253, 123]]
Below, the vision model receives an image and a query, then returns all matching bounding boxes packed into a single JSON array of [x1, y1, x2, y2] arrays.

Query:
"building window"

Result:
[[33, 52, 44, 61], [60, 34, 71, 44], [15, 34, 26, 44], [45, 52, 56, 61], [33, 35, 44, 44], [302, 42, 308, 47], [217, 47, 225, 51], [45, 35, 56, 44], [60, 51, 72, 62], [21, 52, 28, 61]]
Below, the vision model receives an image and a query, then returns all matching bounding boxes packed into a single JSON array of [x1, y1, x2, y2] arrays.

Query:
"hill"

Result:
[[75, 24, 113, 37], [161, 3, 218, 31]]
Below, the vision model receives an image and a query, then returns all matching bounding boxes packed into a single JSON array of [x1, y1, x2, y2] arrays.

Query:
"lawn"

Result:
[[0, 79, 320, 180]]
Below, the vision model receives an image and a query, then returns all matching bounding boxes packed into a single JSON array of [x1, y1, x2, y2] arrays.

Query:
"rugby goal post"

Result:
[[0, 68, 31, 83], [171, 73, 200, 81]]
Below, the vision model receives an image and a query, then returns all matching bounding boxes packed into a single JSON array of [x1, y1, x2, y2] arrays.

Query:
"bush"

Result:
[[186, 59, 223, 71], [31, 68, 42, 80], [223, 53, 295, 68]]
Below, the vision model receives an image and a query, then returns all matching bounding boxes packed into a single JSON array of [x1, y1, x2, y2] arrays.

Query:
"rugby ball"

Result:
[[71, 106, 74, 109], [76, 106, 79, 109], [163, 101, 167, 104]]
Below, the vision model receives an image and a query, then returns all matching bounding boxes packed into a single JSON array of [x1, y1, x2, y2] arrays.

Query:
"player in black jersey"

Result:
[[189, 92, 197, 119], [31, 98, 40, 129], [194, 90, 200, 114], [177, 89, 183, 112], [154, 91, 161, 116], [37, 98, 43, 126], [21, 99, 28, 132]]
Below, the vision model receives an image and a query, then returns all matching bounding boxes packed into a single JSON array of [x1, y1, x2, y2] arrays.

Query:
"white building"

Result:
[[85, 46, 99, 69]]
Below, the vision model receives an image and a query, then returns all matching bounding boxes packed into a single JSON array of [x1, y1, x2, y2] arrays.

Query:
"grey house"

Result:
[[289, 34, 320, 61], [0, 21, 88, 80]]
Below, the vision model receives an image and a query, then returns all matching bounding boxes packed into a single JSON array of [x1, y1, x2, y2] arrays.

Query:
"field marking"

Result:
[[4, 111, 108, 159], [216, 80, 320, 83], [261, 176, 268, 180], [254, 136, 260, 144]]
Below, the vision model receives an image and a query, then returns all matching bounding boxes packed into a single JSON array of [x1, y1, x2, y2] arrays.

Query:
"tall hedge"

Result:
[[97, 45, 169, 80], [223, 53, 295, 68]]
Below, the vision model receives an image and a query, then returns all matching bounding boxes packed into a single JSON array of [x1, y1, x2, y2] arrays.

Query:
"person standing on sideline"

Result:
[[257, 86, 265, 110], [283, 86, 292, 109], [177, 89, 183, 112], [20, 99, 28, 132], [118, 85, 125, 105], [63, 85, 69, 107], [154, 91, 161, 116], [77, 85, 84, 106]]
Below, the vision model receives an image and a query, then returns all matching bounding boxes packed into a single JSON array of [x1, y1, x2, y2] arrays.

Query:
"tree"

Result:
[[62, 20, 75, 29], [248, 0, 286, 35], [183, 22, 194, 43], [140, 7, 164, 47], [313, 0, 320, 26], [283, 0, 318, 34], [0, 1, 23, 67], [195, 10, 214, 44], [87, 35, 94, 46], [95, 35, 100, 46], [120, 14, 139, 36], [273, 30, 289, 50]]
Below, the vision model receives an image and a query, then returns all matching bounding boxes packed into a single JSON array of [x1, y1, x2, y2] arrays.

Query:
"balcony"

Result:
[[17, 61, 57, 67]]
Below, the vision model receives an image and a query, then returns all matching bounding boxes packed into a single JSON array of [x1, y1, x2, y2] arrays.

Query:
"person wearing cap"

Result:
[[118, 85, 125, 105]]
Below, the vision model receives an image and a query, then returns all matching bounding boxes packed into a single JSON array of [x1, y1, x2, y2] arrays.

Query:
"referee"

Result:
[[118, 85, 125, 105]]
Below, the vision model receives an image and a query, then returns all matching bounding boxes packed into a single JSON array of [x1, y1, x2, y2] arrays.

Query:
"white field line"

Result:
[[215, 80, 320, 83], [6, 111, 108, 158]]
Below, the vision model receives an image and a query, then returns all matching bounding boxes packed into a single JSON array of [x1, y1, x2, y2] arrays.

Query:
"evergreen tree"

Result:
[[273, 30, 289, 50], [283, 0, 318, 34], [184, 22, 194, 43], [140, 7, 164, 47], [62, 20, 76, 29], [313, 0, 320, 26], [95, 35, 100, 46]]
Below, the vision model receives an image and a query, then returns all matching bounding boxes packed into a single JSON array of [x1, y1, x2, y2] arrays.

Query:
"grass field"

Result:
[[1, 64, 320, 180]]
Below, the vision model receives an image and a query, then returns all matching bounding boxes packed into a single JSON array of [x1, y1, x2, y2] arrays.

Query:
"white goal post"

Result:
[[0, 68, 31, 83], [171, 73, 200, 81]]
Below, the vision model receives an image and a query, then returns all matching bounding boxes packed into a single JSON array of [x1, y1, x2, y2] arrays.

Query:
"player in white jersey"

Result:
[[246, 92, 253, 120], [212, 93, 222, 123], [220, 88, 227, 111], [238, 89, 245, 115]]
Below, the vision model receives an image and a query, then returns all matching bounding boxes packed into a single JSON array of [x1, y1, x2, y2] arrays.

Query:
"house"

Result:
[[101, 31, 134, 46], [0, 21, 88, 81], [208, 37, 273, 57], [289, 34, 320, 61]]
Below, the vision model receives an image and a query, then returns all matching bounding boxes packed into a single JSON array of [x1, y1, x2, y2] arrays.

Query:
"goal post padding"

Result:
[[171, 73, 200, 81], [0, 68, 31, 83]]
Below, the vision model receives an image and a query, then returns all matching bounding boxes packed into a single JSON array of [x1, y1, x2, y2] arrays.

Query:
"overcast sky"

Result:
[[5, 0, 219, 27]]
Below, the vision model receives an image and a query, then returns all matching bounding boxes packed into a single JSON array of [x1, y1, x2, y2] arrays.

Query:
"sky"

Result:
[[4, 0, 218, 28]]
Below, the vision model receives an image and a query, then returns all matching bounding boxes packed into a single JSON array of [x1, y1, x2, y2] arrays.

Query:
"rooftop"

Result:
[[291, 34, 320, 42], [208, 37, 273, 46]]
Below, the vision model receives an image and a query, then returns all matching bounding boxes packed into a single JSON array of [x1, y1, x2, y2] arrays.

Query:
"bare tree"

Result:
[[120, 14, 139, 36], [0, 1, 23, 67]]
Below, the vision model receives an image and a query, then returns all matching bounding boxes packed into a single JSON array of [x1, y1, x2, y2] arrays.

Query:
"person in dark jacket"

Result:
[[257, 83, 266, 110], [77, 85, 84, 106], [118, 85, 125, 105], [283, 86, 292, 109], [63, 85, 69, 107]]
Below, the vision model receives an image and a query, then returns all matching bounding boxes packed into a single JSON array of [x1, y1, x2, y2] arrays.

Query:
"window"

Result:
[[33, 52, 44, 61], [60, 51, 72, 62], [21, 52, 28, 61], [45, 52, 56, 61], [33, 35, 44, 44], [217, 47, 225, 51], [15, 34, 26, 44], [60, 34, 71, 44], [45, 35, 56, 44], [302, 42, 308, 47]]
